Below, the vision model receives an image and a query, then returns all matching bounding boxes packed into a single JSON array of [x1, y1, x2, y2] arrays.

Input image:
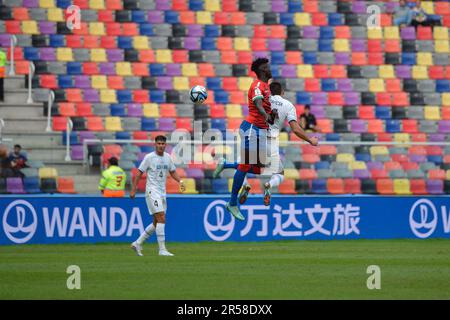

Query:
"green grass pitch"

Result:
[[1, 239, 449, 299]]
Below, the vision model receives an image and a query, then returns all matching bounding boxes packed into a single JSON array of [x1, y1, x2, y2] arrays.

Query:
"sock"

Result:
[[242, 176, 248, 187], [136, 224, 155, 245], [268, 174, 284, 189], [230, 169, 247, 206], [223, 162, 238, 169], [156, 223, 167, 251]]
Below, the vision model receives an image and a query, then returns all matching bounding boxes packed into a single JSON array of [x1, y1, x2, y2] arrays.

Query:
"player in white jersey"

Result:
[[130, 135, 185, 257], [213, 81, 318, 206]]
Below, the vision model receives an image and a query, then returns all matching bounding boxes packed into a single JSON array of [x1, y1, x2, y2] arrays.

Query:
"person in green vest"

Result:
[[99, 157, 126, 197], [0, 49, 6, 102]]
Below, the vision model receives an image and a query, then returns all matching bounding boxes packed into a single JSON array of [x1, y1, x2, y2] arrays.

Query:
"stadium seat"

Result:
[[57, 177, 76, 194]]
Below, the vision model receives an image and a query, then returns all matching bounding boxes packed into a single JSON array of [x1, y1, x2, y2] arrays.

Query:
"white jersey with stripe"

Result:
[[138, 151, 176, 197], [268, 95, 298, 138]]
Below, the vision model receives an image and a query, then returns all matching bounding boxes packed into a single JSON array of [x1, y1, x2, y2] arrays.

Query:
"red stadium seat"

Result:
[[359, 106, 375, 119], [376, 93, 391, 105], [286, 51, 302, 65], [66, 89, 83, 102], [83, 36, 99, 48], [132, 63, 149, 76], [107, 76, 125, 89], [384, 40, 401, 52], [214, 12, 230, 24], [210, 104, 226, 118], [133, 90, 149, 103], [367, 120, 384, 133], [13, 8, 29, 20], [334, 26, 351, 39], [57, 177, 76, 194], [73, 0, 89, 9], [385, 79, 402, 92], [230, 12, 246, 25], [82, 62, 99, 75], [59, 103, 76, 117], [253, 25, 270, 38], [391, 93, 408, 107], [270, 26, 286, 39], [139, 49, 155, 63], [278, 179, 296, 194], [428, 66, 444, 79], [198, 63, 215, 77], [86, 117, 104, 131], [229, 91, 246, 104], [179, 11, 195, 24], [376, 179, 394, 194], [344, 179, 361, 194], [76, 103, 93, 116], [100, 36, 117, 48], [368, 52, 383, 65], [222, 0, 238, 12], [314, 65, 328, 78], [329, 65, 346, 78], [251, 38, 267, 51], [159, 104, 177, 117], [72, 22, 89, 35], [221, 51, 238, 64], [222, 77, 238, 91], [304, 78, 321, 92], [122, 23, 138, 36], [217, 38, 233, 51], [303, 1, 318, 12], [105, 23, 122, 36], [328, 92, 344, 105], [417, 26, 433, 40], [40, 75, 58, 89], [377, 133, 392, 142], [371, 169, 389, 179], [367, 40, 383, 53], [176, 118, 193, 132], [189, 76, 206, 88], [172, 0, 188, 11], [402, 119, 418, 133], [6, 21, 21, 34], [52, 117, 68, 131], [299, 169, 317, 180], [327, 178, 344, 194], [172, 50, 188, 63], [98, 10, 115, 23], [410, 179, 427, 195], [66, 35, 83, 48], [312, 13, 327, 26]]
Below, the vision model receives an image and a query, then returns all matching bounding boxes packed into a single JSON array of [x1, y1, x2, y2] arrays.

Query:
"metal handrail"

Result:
[[0, 118, 4, 140], [8, 35, 17, 76], [27, 62, 35, 104], [45, 90, 55, 132], [65, 118, 73, 162]]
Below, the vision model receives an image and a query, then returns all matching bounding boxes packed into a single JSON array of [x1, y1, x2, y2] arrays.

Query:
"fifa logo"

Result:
[[66, 5, 81, 31]]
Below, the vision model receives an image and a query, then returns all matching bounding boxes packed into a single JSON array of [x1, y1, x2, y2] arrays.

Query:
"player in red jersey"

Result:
[[225, 57, 274, 220]]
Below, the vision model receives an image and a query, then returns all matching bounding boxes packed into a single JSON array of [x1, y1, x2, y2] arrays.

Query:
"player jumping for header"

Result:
[[130, 135, 185, 256], [214, 81, 318, 206], [224, 57, 276, 221]]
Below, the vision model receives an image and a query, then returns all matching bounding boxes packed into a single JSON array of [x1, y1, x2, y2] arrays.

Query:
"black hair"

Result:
[[269, 81, 283, 95], [155, 135, 167, 143], [304, 104, 311, 110], [14, 144, 21, 149], [108, 157, 119, 166], [251, 57, 269, 75]]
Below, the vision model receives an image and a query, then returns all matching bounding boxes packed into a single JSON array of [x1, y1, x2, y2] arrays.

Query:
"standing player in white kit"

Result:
[[130, 135, 185, 256]]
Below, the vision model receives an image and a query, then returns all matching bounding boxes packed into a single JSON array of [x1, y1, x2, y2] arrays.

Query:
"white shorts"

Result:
[[145, 193, 167, 214], [262, 137, 283, 176]]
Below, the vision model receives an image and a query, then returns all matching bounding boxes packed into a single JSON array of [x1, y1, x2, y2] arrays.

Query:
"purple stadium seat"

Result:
[[23, 0, 38, 7], [337, 79, 353, 92], [39, 22, 56, 34], [438, 121, 450, 133], [312, 92, 327, 105], [426, 180, 443, 194], [428, 133, 445, 142], [83, 89, 99, 102], [351, 119, 367, 133], [79, 131, 96, 144], [74, 75, 91, 89], [107, 49, 124, 62], [148, 11, 164, 24], [351, 39, 366, 52], [0, 34, 11, 47], [353, 169, 371, 179], [272, 0, 287, 12], [185, 168, 204, 178], [385, 1, 399, 13], [184, 37, 201, 50], [157, 76, 173, 90], [70, 145, 84, 160], [7, 178, 26, 194], [159, 118, 176, 131], [401, 27, 416, 40], [166, 64, 182, 76], [409, 154, 426, 163], [395, 65, 411, 79], [310, 105, 326, 118], [138, 152, 146, 161], [335, 52, 350, 65], [40, 48, 56, 61], [127, 104, 143, 117], [99, 63, 116, 75], [281, 65, 297, 78], [155, 0, 171, 10], [367, 162, 384, 170], [303, 26, 319, 39], [344, 92, 360, 105], [187, 25, 204, 37], [267, 39, 284, 51], [352, 1, 367, 14]]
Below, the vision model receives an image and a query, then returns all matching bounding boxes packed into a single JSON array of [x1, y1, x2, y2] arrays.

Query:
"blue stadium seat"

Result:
[[326, 133, 341, 141], [436, 80, 450, 93], [312, 179, 328, 194], [318, 39, 333, 52], [139, 23, 154, 36], [56, 0, 71, 8], [115, 132, 131, 140], [320, 26, 335, 39], [214, 90, 229, 104], [140, 145, 155, 153], [204, 25, 220, 38], [303, 52, 318, 64], [401, 52, 416, 65], [288, 0, 303, 12], [165, 11, 179, 24], [212, 179, 229, 194], [62, 132, 78, 146], [118, 36, 133, 49], [150, 64, 165, 76], [67, 62, 82, 75], [201, 37, 217, 50], [296, 92, 312, 104], [117, 90, 133, 103], [24, 47, 40, 60], [24, 177, 41, 194], [58, 75, 74, 88], [206, 77, 222, 90], [189, 0, 204, 11], [321, 79, 337, 92], [111, 104, 127, 117], [271, 52, 286, 65], [270, 65, 281, 77], [315, 161, 330, 170], [150, 90, 166, 103], [49, 34, 65, 47], [427, 155, 443, 165], [280, 13, 294, 25], [141, 118, 157, 131], [386, 119, 401, 133], [328, 13, 344, 26], [375, 107, 391, 119], [131, 10, 147, 23], [355, 153, 371, 162], [211, 119, 227, 131]]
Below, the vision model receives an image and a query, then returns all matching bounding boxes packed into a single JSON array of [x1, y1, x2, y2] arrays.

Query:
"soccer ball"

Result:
[[189, 85, 208, 104]]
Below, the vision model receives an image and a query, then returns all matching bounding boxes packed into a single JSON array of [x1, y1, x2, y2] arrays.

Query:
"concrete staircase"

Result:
[[0, 75, 101, 194]]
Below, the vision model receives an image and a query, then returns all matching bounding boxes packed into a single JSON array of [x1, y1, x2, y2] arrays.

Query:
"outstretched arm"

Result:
[[289, 120, 318, 146]]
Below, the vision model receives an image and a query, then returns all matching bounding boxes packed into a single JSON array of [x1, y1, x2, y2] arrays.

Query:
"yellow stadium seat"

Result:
[[39, 0, 55, 8], [369, 79, 385, 92], [91, 75, 107, 89], [417, 52, 433, 66], [435, 40, 449, 53], [367, 27, 382, 39], [443, 93, 450, 106], [433, 27, 448, 40], [394, 179, 411, 195], [57, 48, 73, 61], [89, 22, 105, 36], [205, 0, 221, 11], [297, 65, 313, 78], [213, 145, 232, 156], [155, 49, 172, 63], [181, 63, 198, 76], [105, 117, 123, 131], [47, 8, 64, 22], [412, 66, 428, 79], [349, 161, 367, 170], [173, 76, 189, 90], [90, 49, 107, 62], [446, 170, 450, 180], [378, 65, 395, 78], [100, 90, 117, 103], [279, 132, 288, 147], [197, 11, 213, 24], [384, 26, 400, 40], [143, 104, 159, 118], [393, 133, 410, 143], [234, 37, 250, 51], [226, 104, 243, 118], [89, 0, 105, 10], [424, 106, 441, 120], [115, 62, 132, 76], [284, 169, 300, 179], [370, 146, 388, 156], [294, 13, 311, 26], [133, 36, 149, 49], [22, 21, 38, 34], [183, 178, 198, 194], [39, 167, 58, 179], [333, 39, 349, 52], [336, 153, 355, 162], [238, 77, 253, 91], [421, 1, 434, 14]]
